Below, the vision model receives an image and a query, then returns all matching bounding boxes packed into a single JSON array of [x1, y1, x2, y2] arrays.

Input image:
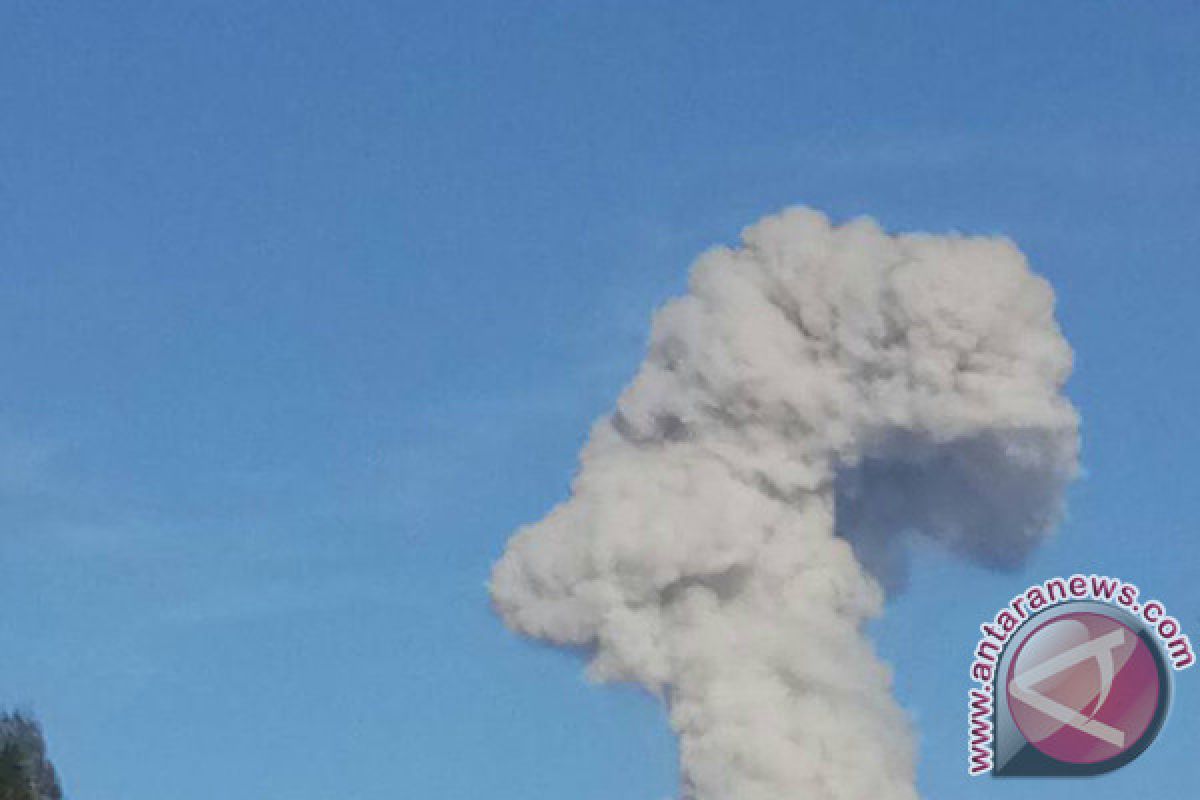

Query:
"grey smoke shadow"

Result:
[[834, 428, 1073, 595]]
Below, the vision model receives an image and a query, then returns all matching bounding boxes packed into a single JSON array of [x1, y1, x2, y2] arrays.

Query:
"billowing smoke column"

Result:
[[491, 208, 1079, 800]]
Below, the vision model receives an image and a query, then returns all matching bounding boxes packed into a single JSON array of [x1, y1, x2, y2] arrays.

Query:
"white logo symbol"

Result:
[[1009, 628, 1127, 747]]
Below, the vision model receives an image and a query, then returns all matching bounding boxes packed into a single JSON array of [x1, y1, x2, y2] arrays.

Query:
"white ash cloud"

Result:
[[491, 208, 1079, 800]]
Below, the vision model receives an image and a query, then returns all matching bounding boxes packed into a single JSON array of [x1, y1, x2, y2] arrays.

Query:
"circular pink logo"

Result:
[[1006, 611, 1161, 765]]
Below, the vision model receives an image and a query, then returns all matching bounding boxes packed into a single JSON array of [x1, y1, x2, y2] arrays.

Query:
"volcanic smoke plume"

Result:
[[491, 208, 1079, 800]]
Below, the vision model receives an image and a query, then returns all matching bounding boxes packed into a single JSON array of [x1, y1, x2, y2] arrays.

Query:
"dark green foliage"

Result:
[[0, 714, 61, 800], [0, 743, 35, 800]]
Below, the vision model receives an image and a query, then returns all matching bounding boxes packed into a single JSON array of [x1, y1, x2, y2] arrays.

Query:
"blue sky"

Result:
[[1, 2, 1198, 798]]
